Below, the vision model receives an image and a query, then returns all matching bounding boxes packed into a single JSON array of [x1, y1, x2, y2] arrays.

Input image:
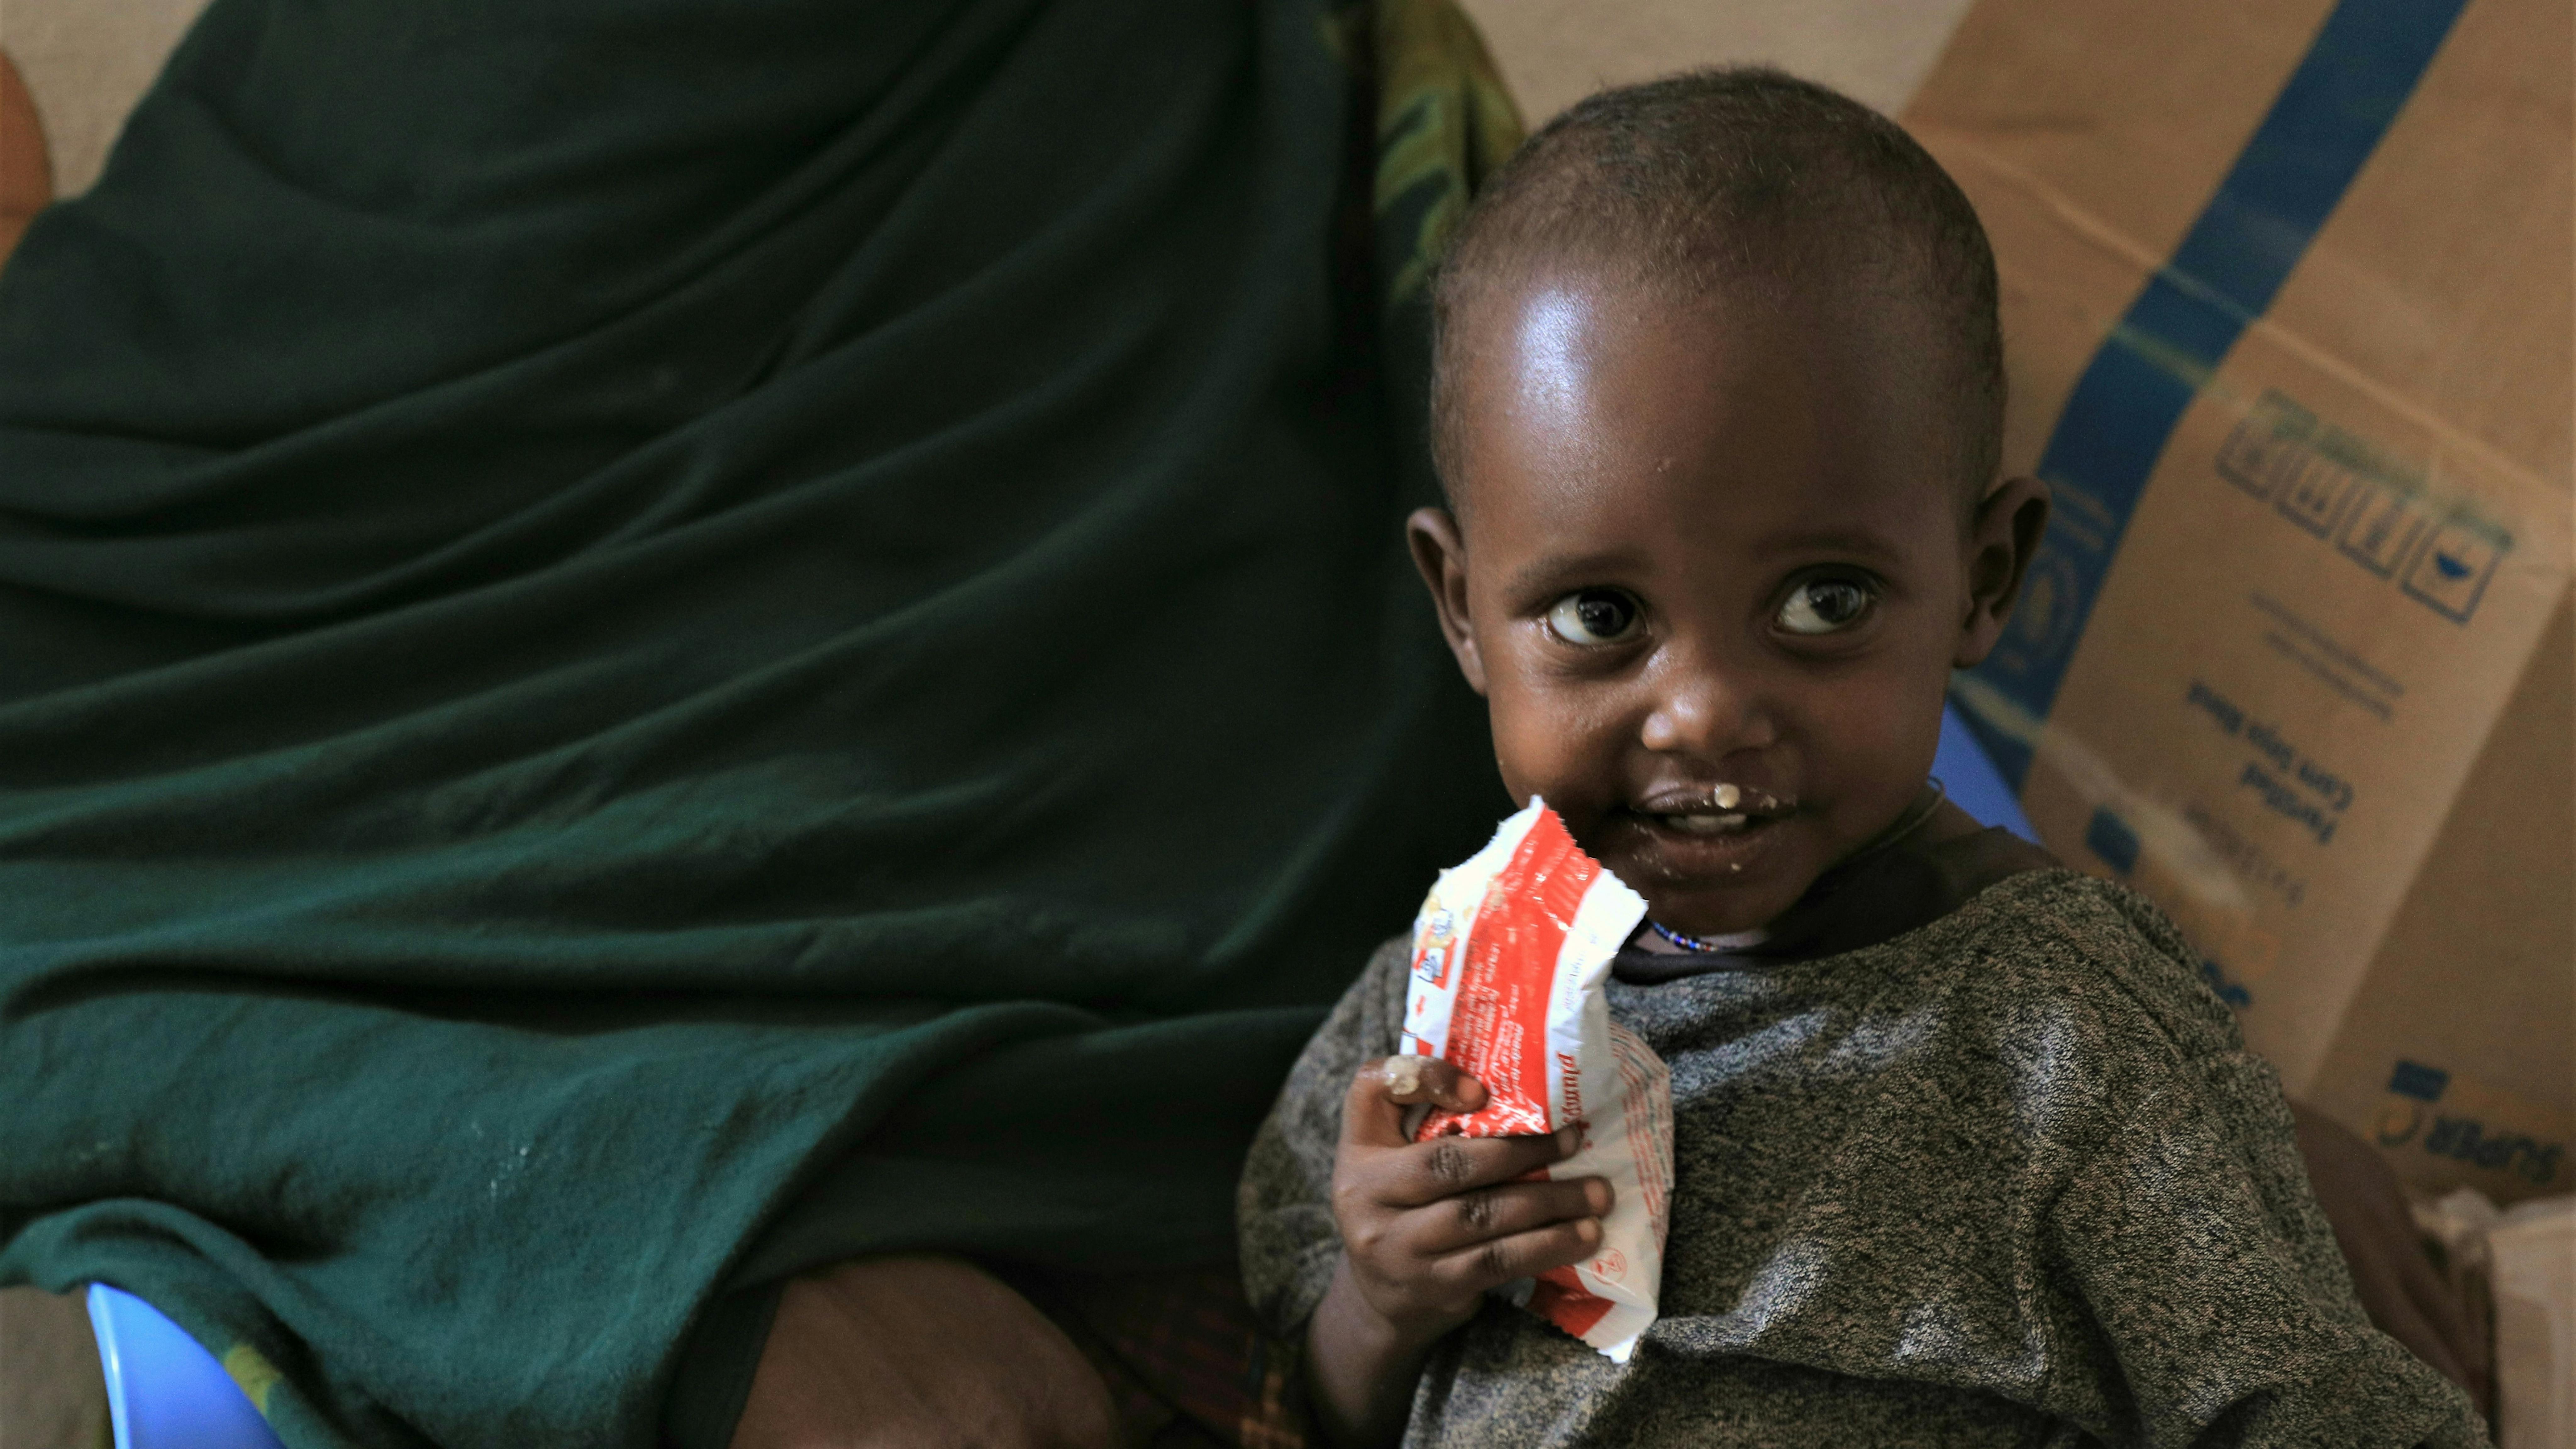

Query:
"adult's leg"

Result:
[[2292, 1103, 2490, 1418], [0, 48, 47, 264], [730, 1256, 1120, 1449]]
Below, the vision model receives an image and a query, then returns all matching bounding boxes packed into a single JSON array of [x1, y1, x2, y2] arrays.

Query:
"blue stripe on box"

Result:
[[1961, 0, 2472, 788]]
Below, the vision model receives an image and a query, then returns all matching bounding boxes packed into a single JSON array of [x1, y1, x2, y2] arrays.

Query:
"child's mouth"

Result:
[[1614, 783, 1800, 877], [1636, 782, 1793, 837], [1653, 811, 1756, 836]]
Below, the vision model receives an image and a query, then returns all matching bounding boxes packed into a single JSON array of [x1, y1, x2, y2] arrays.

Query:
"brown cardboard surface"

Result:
[[1909, 0, 2333, 265], [2308, 594, 2574, 1203], [1907, 0, 2573, 1201]]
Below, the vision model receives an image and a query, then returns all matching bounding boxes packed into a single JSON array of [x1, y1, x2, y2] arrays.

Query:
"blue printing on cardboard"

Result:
[[1960, 0, 2475, 789], [2375, 1059, 2564, 1188]]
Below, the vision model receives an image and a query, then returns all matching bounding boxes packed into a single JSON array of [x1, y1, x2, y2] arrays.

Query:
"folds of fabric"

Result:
[[0, 1, 1517, 1444]]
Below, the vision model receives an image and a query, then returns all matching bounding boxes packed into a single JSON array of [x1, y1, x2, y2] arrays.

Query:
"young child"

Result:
[[1238, 70, 2485, 1449]]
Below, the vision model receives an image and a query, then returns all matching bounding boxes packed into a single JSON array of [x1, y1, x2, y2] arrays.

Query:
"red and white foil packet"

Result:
[[1401, 798, 1674, 1362]]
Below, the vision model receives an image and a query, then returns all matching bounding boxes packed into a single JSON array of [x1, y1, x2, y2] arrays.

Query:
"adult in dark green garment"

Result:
[[0, 0, 1520, 1444]]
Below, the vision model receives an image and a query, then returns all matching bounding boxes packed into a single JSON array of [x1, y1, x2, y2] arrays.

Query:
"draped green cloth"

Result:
[[0, 2, 1518, 1444]]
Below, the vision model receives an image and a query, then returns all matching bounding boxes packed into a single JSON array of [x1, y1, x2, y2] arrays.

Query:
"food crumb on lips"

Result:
[[1645, 780, 1793, 836]]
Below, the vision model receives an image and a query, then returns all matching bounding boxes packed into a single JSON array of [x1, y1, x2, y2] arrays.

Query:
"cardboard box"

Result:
[[1905, 0, 2572, 1203]]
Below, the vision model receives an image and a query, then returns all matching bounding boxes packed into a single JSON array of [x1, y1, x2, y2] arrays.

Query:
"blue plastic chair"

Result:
[[1934, 700, 2037, 841], [86, 1285, 286, 1449], [79, 702, 2027, 1449]]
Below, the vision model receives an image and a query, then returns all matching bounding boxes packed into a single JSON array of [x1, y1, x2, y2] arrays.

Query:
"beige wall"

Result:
[[0, 0, 206, 196], [1460, 0, 1974, 123], [0, 3, 1974, 1446], [2, 0, 1976, 198]]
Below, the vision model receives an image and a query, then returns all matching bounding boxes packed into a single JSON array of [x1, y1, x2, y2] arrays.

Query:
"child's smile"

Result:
[[1410, 268, 2045, 938], [1609, 779, 1798, 887]]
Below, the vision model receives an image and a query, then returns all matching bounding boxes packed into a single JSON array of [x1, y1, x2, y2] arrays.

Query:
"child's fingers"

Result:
[[1370, 1126, 1577, 1208], [1400, 1176, 1613, 1258], [1430, 1214, 1603, 1297], [1380, 1054, 1487, 1109], [1338, 1057, 1489, 1148]]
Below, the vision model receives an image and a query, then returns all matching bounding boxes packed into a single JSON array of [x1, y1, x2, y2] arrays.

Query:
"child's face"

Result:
[[1412, 270, 2045, 938]]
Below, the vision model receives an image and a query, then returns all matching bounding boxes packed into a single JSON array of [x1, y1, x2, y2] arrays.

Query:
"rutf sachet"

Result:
[[1400, 798, 1674, 1362]]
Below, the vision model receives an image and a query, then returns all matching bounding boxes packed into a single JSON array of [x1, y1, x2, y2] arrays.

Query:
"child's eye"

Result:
[[1545, 588, 1642, 646], [1775, 578, 1876, 636]]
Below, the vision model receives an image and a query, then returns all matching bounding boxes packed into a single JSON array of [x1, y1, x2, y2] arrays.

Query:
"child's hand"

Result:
[[1305, 1057, 1615, 1445], [1329, 1055, 1613, 1342]]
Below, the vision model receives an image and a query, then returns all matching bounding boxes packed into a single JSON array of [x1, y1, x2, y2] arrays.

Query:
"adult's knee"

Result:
[[730, 1254, 1120, 1449]]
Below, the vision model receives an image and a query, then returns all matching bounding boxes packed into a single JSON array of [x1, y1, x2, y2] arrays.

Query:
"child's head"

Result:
[[1409, 68, 2048, 938]]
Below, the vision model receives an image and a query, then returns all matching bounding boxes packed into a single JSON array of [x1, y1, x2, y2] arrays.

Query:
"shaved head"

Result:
[[1430, 68, 2004, 513]]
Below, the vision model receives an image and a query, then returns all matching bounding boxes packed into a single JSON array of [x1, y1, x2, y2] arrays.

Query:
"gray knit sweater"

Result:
[[1238, 870, 2485, 1447]]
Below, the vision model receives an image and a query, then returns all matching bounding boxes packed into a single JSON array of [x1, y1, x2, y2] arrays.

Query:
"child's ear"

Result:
[[1406, 506, 1489, 695], [1954, 476, 2050, 669]]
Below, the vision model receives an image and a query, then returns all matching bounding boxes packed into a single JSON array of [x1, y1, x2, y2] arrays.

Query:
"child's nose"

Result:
[[1636, 653, 1775, 758]]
